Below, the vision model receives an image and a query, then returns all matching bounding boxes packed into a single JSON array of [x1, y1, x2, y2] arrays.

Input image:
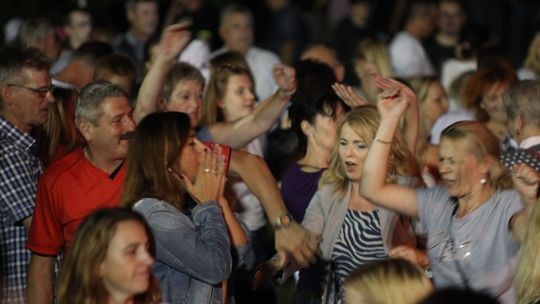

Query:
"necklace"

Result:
[[456, 202, 484, 217]]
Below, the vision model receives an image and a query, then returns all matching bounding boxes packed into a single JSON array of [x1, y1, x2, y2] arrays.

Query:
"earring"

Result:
[[480, 177, 487, 184]]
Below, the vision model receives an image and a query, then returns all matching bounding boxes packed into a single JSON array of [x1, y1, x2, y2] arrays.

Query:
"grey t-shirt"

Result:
[[417, 187, 523, 303]]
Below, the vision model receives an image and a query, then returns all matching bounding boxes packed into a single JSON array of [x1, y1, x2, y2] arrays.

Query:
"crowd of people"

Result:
[[1, 0, 540, 304]]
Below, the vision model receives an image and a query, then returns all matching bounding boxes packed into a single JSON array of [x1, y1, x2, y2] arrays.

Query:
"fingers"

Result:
[[163, 20, 192, 33], [331, 83, 368, 107], [198, 146, 209, 175], [291, 249, 309, 268], [209, 144, 218, 174], [388, 246, 416, 264], [375, 77, 393, 89], [512, 163, 540, 184], [283, 65, 296, 81], [332, 83, 347, 100], [273, 64, 296, 92], [388, 245, 410, 257], [287, 239, 316, 268], [379, 87, 400, 99]]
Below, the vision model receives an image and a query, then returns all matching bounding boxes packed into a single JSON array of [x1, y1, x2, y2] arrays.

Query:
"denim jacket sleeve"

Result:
[[232, 215, 255, 270], [137, 198, 232, 284]]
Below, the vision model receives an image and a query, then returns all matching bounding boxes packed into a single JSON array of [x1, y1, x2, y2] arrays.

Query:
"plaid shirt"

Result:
[[0, 117, 43, 304]]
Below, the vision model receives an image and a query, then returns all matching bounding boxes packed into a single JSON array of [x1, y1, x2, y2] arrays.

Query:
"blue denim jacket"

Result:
[[134, 198, 243, 303]]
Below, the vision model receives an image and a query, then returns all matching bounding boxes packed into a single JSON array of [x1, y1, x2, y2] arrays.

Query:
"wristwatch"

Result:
[[274, 213, 293, 230]]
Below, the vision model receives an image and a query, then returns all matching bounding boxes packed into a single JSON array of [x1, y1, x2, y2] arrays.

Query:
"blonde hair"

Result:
[[408, 76, 441, 164], [344, 258, 433, 304], [523, 31, 540, 77], [441, 121, 512, 190], [320, 106, 419, 197], [355, 39, 394, 77], [515, 201, 540, 304]]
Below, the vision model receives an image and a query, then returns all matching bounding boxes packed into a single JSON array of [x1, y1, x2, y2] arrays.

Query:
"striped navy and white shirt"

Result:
[[331, 209, 387, 303]]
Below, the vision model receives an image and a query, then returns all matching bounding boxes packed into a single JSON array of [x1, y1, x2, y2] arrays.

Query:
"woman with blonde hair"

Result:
[[344, 258, 432, 304], [361, 78, 540, 304], [352, 39, 394, 104], [57, 208, 161, 304], [515, 201, 540, 304], [408, 76, 449, 185], [518, 31, 540, 80], [261, 106, 425, 303]]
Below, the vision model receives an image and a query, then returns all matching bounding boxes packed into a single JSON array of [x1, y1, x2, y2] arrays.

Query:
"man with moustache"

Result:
[[0, 46, 54, 304], [26, 81, 135, 304]]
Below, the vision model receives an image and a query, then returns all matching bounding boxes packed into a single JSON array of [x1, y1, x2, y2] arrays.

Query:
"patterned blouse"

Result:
[[331, 209, 387, 303]]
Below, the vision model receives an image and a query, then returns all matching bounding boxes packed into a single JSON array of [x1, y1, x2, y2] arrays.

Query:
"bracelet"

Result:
[[375, 137, 393, 144]]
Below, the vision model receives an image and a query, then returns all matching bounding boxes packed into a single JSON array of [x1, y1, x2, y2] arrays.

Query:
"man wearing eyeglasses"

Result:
[[0, 46, 54, 304]]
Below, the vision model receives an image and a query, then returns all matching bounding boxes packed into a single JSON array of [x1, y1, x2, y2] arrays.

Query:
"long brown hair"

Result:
[[121, 111, 191, 210], [202, 51, 253, 125], [320, 106, 419, 197], [57, 208, 161, 304]]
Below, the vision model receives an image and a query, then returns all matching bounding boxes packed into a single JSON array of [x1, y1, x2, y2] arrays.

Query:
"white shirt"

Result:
[[390, 31, 435, 78], [212, 46, 281, 102], [230, 138, 267, 231], [520, 135, 540, 148], [178, 39, 211, 84]]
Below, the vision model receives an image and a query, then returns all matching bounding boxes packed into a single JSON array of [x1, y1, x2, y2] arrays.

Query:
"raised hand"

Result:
[[512, 163, 540, 207], [158, 21, 192, 62], [273, 64, 296, 97], [376, 77, 418, 108], [376, 86, 408, 120], [331, 83, 369, 108]]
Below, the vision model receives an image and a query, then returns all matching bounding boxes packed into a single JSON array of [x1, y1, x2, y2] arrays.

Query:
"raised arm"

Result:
[[229, 150, 318, 267], [509, 163, 540, 243], [375, 77, 419, 154], [207, 65, 296, 149], [360, 81, 418, 217], [134, 23, 191, 123]]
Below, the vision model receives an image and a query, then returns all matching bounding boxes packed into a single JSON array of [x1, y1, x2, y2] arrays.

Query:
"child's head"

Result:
[[203, 51, 255, 124]]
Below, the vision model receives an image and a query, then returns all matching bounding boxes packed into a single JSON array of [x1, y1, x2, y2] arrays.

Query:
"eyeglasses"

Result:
[[6, 84, 55, 98]]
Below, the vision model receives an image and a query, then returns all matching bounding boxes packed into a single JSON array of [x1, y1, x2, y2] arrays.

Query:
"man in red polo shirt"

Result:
[[26, 81, 135, 304]]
